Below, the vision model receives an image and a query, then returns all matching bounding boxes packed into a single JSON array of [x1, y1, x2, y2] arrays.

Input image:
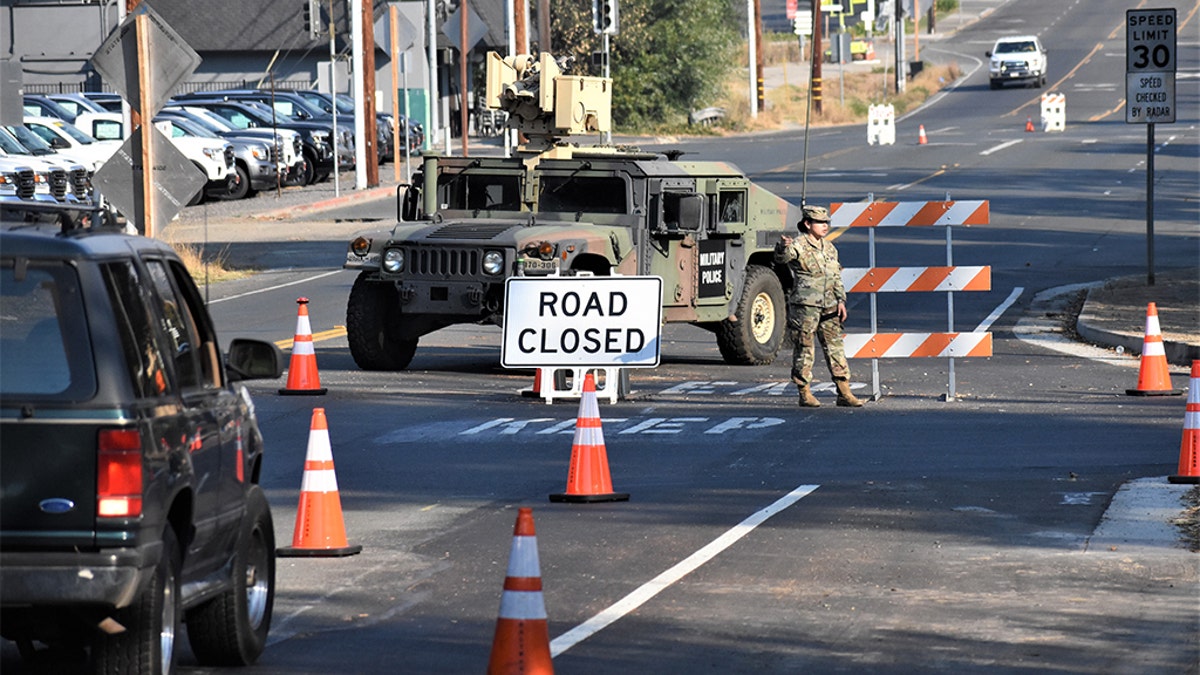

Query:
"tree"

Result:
[[549, 0, 740, 128]]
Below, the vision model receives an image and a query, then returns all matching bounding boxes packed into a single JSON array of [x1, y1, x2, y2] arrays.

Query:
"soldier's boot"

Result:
[[798, 385, 821, 408], [835, 379, 864, 408]]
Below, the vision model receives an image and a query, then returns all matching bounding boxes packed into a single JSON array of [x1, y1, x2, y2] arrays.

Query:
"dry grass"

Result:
[[718, 60, 961, 133], [166, 238, 250, 284]]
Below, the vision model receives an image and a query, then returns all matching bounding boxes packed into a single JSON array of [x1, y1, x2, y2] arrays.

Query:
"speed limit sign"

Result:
[[1126, 8, 1176, 124]]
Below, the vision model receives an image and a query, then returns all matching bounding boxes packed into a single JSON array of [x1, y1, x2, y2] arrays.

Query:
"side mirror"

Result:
[[226, 338, 284, 381], [985, 50, 992, 57]]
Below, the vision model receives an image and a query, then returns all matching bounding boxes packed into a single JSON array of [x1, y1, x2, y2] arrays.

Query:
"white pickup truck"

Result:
[[987, 35, 1048, 89]]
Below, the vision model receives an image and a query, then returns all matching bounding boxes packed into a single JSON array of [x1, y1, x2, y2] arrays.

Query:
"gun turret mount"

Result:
[[485, 52, 612, 158]]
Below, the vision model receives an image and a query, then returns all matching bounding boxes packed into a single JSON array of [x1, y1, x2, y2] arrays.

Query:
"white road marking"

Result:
[[549, 483, 820, 658], [207, 270, 343, 304], [976, 287, 1023, 331], [980, 139, 1023, 156]]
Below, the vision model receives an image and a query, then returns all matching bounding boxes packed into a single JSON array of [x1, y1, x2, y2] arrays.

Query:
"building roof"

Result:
[[147, 0, 505, 53]]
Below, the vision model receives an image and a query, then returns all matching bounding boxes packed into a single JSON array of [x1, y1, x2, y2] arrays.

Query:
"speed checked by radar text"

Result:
[[501, 276, 663, 368]]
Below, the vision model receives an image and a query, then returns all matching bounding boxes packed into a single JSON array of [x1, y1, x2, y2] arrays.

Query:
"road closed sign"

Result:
[[501, 276, 663, 368]]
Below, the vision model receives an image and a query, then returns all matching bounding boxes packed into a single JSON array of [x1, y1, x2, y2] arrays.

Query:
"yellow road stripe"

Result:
[[275, 325, 348, 350]]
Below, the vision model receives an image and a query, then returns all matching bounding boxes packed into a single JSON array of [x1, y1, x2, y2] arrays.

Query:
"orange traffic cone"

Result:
[[277, 408, 362, 557], [280, 297, 327, 395], [549, 373, 629, 503], [1168, 361, 1200, 484], [487, 508, 553, 675], [520, 368, 546, 398], [917, 124, 928, 145], [1125, 303, 1184, 396], [1025, 116, 1035, 132]]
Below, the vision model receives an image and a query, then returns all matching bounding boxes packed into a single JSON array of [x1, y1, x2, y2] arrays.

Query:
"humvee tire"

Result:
[[346, 273, 418, 371], [716, 264, 786, 365]]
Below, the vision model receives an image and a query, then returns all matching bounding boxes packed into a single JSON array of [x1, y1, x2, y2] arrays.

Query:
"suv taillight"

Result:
[[97, 429, 143, 517]]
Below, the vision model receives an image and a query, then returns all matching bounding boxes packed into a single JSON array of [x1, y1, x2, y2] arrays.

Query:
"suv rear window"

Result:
[[0, 260, 96, 399]]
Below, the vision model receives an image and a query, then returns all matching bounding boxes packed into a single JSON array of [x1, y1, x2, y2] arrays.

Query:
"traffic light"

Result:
[[593, 0, 619, 35], [302, 0, 321, 39]]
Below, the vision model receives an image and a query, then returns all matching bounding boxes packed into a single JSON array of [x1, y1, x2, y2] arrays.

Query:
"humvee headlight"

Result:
[[482, 250, 504, 276], [382, 248, 405, 273], [350, 236, 372, 256]]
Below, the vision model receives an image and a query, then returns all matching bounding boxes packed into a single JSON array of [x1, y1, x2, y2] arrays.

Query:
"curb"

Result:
[[1076, 282, 1200, 368], [250, 182, 402, 221]]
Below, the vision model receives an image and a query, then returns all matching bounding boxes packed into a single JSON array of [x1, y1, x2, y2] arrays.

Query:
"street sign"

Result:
[[794, 10, 813, 36], [90, 3, 200, 116], [501, 276, 663, 369], [91, 124, 206, 230], [1125, 8, 1176, 124], [441, 4, 488, 54]]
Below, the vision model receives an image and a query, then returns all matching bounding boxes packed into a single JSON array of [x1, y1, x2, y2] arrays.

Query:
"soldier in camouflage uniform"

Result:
[[774, 205, 864, 408]]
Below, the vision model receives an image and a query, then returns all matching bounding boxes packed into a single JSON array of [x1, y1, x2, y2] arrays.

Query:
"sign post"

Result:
[[90, 3, 203, 238], [1126, 7, 1177, 286]]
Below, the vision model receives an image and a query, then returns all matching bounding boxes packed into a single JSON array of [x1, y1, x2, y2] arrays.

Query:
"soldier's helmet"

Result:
[[801, 205, 830, 223]]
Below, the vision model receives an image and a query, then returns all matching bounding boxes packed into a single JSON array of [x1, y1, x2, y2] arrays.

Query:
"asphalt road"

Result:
[[5, 0, 1197, 673]]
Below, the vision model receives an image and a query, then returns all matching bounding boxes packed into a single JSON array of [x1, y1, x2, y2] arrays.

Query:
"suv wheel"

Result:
[[716, 264, 786, 365], [346, 273, 418, 370], [226, 164, 251, 200], [186, 485, 275, 666], [92, 526, 181, 675]]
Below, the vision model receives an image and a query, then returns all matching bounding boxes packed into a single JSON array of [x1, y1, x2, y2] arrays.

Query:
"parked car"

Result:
[[23, 93, 124, 141], [0, 204, 283, 672], [292, 90, 424, 157], [0, 157, 39, 203], [78, 91, 124, 113], [174, 90, 359, 167], [154, 116, 277, 200], [0, 127, 91, 204], [169, 99, 338, 185], [22, 115, 120, 172], [987, 35, 1048, 89], [159, 106, 307, 187]]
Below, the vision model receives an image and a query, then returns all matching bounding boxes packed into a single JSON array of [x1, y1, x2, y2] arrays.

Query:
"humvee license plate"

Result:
[[520, 258, 559, 275]]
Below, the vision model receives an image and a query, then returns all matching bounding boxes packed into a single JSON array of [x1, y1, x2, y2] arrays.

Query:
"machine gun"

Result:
[[484, 52, 612, 158]]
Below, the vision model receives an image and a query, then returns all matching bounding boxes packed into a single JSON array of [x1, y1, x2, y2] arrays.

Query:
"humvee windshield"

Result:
[[435, 172, 628, 215], [539, 175, 627, 214]]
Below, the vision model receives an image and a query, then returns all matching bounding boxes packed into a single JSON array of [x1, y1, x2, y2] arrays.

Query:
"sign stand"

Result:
[[1125, 7, 1177, 286]]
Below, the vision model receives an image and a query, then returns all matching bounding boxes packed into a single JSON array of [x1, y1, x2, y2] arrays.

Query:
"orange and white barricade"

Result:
[[830, 200, 992, 401], [1041, 93, 1065, 132], [867, 104, 895, 146]]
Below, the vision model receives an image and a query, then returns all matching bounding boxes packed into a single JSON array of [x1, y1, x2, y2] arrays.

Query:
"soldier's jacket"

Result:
[[773, 233, 846, 308]]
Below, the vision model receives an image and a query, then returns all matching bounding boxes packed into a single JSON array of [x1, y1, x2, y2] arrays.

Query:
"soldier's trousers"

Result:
[[788, 304, 850, 388]]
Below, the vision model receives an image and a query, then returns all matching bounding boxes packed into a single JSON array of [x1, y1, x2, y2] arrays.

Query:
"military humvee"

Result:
[[343, 52, 802, 370]]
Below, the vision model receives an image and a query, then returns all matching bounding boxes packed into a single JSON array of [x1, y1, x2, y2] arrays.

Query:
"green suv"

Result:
[[0, 203, 283, 673]]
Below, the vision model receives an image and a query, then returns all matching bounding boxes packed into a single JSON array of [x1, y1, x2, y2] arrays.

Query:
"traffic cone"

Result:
[[1168, 361, 1200, 484], [487, 508, 553, 675], [279, 297, 327, 395], [1025, 116, 1035, 132], [277, 408, 362, 557], [917, 124, 928, 145], [1125, 303, 1184, 396], [549, 373, 629, 503]]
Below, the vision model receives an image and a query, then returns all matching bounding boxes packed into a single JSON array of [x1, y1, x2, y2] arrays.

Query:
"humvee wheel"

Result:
[[346, 273, 418, 370], [716, 265, 785, 365]]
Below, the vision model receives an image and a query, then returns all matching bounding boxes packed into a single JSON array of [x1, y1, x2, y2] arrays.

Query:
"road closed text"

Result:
[[502, 277, 663, 368]]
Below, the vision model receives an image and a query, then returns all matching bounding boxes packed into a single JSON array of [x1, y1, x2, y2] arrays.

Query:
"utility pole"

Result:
[[754, 0, 764, 112], [362, 0, 379, 186], [459, 0, 469, 157], [813, 0, 823, 115]]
